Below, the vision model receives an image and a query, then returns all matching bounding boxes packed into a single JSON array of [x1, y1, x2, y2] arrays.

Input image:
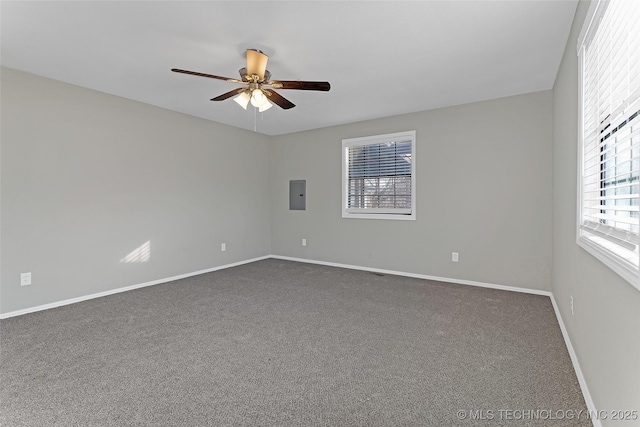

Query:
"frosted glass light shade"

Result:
[[250, 89, 267, 107], [233, 92, 250, 109], [258, 99, 273, 112]]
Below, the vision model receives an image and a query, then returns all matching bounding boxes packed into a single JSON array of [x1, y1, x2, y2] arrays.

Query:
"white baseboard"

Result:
[[270, 254, 552, 296], [0, 255, 270, 319], [549, 295, 601, 427], [0, 254, 549, 318]]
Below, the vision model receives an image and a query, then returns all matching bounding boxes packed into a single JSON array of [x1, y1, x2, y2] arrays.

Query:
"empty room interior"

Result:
[[1, 1, 639, 426]]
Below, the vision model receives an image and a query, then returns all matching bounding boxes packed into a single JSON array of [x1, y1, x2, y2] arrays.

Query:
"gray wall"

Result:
[[1, 67, 272, 314], [552, 1, 640, 420], [270, 91, 553, 291]]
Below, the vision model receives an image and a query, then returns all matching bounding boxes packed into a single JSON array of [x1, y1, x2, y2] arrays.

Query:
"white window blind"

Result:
[[578, 0, 640, 288], [342, 131, 416, 220]]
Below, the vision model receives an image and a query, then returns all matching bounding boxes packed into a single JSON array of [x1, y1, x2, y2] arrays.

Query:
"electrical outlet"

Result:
[[21, 272, 32, 286], [452, 252, 459, 262], [571, 296, 574, 316], [302, 238, 307, 247], [221, 243, 226, 252]]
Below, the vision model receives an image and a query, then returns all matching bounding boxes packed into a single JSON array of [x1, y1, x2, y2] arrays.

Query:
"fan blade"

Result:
[[171, 68, 243, 83], [270, 80, 330, 91], [246, 49, 269, 81], [210, 88, 245, 101], [264, 89, 295, 110]]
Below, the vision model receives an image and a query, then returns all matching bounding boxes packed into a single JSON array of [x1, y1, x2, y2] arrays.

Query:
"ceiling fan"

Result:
[[172, 49, 330, 112]]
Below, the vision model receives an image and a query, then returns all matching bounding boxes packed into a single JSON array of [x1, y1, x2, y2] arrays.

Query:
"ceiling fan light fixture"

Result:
[[233, 91, 250, 109], [250, 88, 267, 107], [258, 99, 273, 113], [173, 48, 329, 112]]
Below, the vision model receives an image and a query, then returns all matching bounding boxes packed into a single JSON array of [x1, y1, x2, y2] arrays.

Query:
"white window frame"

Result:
[[342, 130, 416, 221], [576, 0, 640, 290]]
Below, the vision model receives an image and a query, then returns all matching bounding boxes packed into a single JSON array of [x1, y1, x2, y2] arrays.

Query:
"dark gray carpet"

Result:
[[1, 259, 588, 426]]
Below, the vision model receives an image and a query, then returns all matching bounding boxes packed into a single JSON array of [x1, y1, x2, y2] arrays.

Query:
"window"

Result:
[[342, 131, 416, 220], [577, 0, 640, 289]]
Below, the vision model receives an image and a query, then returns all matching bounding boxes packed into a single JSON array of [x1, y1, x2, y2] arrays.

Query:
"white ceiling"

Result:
[[1, 1, 578, 136]]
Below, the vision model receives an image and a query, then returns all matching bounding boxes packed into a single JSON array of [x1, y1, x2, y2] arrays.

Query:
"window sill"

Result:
[[342, 213, 416, 221], [577, 235, 639, 291]]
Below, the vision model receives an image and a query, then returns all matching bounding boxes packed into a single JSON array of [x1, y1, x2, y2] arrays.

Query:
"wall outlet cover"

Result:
[[21, 272, 32, 286]]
